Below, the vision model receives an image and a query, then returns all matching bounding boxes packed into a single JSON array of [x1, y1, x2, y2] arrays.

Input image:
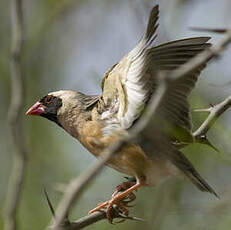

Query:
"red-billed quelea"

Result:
[[26, 5, 218, 223]]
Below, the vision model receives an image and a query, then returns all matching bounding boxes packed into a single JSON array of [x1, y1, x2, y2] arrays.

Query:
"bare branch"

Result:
[[193, 96, 231, 138], [68, 212, 107, 230], [53, 210, 144, 230], [4, 0, 27, 230], [68, 211, 144, 230], [48, 30, 231, 229]]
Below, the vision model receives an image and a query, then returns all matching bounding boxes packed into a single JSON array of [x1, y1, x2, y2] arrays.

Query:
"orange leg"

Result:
[[105, 182, 143, 222], [112, 181, 136, 198], [89, 181, 137, 215], [88, 201, 109, 214], [89, 182, 143, 223]]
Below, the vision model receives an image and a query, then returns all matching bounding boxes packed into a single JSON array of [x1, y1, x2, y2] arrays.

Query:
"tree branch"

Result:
[[48, 29, 231, 230], [193, 96, 231, 137], [56, 210, 144, 230], [4, 1, 27, 230], [45, 188, 144, 230]]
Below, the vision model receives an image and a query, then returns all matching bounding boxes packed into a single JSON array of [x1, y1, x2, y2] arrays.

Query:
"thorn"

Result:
[[194, 108, 211, 113], [119, 214, 145, 222], [44, 189, 70, 228], [189, 27, 229, 34], [44, 188, 55, 218], [195, 135, 219, 152], [209, 103, 215, 108], [129, 216, 146, 222]]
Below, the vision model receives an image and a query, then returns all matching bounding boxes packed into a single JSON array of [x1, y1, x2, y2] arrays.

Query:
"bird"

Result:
[[26, 4, 218, 222]]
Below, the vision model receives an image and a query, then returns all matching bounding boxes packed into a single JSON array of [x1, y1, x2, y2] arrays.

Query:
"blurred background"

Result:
[[1, 0, 231, 229]]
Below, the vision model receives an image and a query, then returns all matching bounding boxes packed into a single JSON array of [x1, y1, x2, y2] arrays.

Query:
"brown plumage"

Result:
[[26, 4, 218, 222]]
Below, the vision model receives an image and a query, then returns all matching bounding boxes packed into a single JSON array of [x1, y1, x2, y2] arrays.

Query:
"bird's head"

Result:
[[26, 90, 99, 134], [26, 90, 91, 127]]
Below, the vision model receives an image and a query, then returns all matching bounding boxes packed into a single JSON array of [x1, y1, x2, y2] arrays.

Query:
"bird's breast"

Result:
[[79, 120, 148, 175], [79, 120, 180, 186]]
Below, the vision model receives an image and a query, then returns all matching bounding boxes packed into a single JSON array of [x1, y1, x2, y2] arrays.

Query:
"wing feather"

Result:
[[101, 5, 210, 136], [101, 5, 160, 130]]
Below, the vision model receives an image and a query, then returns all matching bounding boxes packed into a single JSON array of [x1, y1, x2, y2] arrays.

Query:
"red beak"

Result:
[[26, 101, 45, 116]]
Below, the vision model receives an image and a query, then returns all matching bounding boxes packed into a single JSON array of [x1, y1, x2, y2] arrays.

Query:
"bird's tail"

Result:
[[184, 166, 219, 198], [171, 150, 219, 198]]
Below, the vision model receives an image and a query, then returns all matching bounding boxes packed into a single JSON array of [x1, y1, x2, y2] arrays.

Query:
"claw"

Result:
[[106, 204, 113, 223], [88, 181, 142, 223]]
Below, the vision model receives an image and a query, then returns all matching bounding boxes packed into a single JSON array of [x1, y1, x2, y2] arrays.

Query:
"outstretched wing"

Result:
[[147, 37, 211, 134], [100, 5, 210, 137], [101, 5, 159, 133], [100, 5, 216, 196]]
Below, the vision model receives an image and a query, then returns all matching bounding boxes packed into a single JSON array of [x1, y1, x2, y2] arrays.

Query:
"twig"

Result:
[[48, 29, 231, 229], [68, 212, 107, 230], [193, 96, 231, 137], [56, 210, 144, 230], [4, 1, 27, 230], [190, 27, 229, 34], [194, 108, 212, 113]]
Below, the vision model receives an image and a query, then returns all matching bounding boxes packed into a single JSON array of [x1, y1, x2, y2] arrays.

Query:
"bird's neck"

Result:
[[58, 108, 91, 140]]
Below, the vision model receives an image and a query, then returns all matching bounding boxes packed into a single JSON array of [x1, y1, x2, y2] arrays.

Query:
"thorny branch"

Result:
[[46, 28, 231, 230], [4, 1, 27, 230], [49, 209, 144, 230], [193, 96, 231, 138]]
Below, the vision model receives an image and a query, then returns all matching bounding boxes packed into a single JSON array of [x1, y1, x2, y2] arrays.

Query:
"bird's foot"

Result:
[[88, 182, 142, 223], [88, 199, 130, 223]]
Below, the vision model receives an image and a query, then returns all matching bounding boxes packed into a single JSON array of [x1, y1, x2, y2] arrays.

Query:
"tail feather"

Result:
[[170, 150, 219, 198], [184, 167, 219, 198]]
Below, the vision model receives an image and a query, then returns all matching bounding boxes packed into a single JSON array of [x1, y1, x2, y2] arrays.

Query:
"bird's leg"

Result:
[[111, 181, 137, 208], [106, 182, 143, 222], [112, 181, 136, 198], [88, 201, 109, 214], [88, 181, 136, 215], [88, 181, 143, 223]]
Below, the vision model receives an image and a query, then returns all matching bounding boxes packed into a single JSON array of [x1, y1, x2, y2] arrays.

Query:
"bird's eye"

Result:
[[45, 95, 54, 104]]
